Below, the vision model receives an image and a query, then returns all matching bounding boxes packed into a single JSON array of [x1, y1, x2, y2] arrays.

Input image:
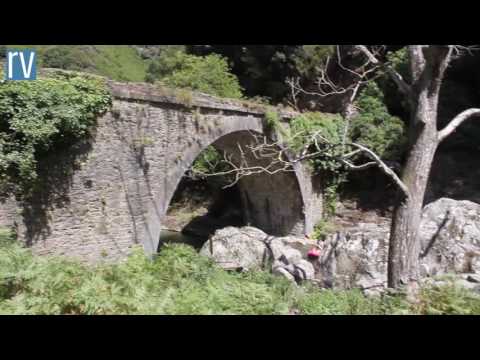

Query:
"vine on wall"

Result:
[[0, 70, 112, 197]]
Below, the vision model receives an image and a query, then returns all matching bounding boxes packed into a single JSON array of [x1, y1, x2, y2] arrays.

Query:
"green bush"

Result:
[[289, 112, 347, 170], [0, 70, 111, 196], [42, 46, 92, 71], [292, 45, 334, 78], [350, 82, 407, 162], [146, 50, 243, 99]]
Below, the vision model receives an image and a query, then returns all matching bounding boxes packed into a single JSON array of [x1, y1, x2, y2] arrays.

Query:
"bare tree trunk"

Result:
[[387, 46, 450, 288], [387, 117, 438, 288]]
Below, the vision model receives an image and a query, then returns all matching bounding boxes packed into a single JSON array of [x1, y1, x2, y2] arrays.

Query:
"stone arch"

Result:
[[142, 118, 308, 255]]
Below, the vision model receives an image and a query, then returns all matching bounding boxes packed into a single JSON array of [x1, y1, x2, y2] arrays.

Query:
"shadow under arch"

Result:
[[142, 125, 309, 255]]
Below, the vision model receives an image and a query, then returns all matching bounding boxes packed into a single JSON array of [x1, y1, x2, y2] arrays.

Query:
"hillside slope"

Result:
[[3, 45, 149, 82]]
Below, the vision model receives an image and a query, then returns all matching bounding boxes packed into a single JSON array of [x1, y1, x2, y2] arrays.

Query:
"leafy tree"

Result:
[[188, 45, 333, 103], [42, 46, 92, 71], [146, 51, 243, 99], [350, 82, 407, 162]]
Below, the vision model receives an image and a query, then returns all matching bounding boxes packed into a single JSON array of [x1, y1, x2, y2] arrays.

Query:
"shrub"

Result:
[[42, 46, 92, 71], [350, 82, 407, 162], [146, 50, 243, 99], [312, 219, 335, 240]]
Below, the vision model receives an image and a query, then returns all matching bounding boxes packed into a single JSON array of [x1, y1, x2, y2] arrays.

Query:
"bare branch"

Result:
[[345, 142, 410, 197], [285, 45, 381, 107], [186, 127, 410, 199], [341, 159, 377, 171], [355, 45, 412, 98], [450, 45, 480, 58], [438, 108, 480, 142]]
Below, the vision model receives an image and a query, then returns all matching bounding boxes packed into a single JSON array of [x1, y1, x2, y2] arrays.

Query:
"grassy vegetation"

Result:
[[1, 228, 479, 315], [5, 45, 148, 82], [88, 46, 148, 82]]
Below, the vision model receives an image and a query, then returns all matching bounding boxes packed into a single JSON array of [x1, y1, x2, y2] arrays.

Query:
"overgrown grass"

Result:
[[5, 45, 148, 82], [1, 233, 479, 315], [89, 46, 148, 82]]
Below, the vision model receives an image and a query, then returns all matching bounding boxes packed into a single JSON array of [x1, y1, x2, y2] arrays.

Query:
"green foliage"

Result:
[[190, 146, 237, 188], [287, 99, 405, 216], [0, 239, 480, 315], [350, 82, 407, 162], [6, 45, 149, 82], [146, 50, 243, 99], [290, 112, 347, 166], [0, 241, 294, 315], [265, 109, 281, 130], [0, 70, 111, 196], [292, 45, 334, 78], [188, 45, 335, 103], [387, 48, 409, 82], [312, 219, 335, 241], [377, 47, 411, 117], [1, 239, 479, 315], [191, 146, 223, 174], [91, 45, 149, 82], [264, 108, 289, 137], [413, 282, 480, 315], [296, 286, 409, 315], [289, 112, 348, 217], [42, 46, 92, 71], [0, 227, 15, 246]]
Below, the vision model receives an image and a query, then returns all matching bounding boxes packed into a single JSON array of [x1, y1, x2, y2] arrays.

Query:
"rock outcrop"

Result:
[[199, 226, 315, 284], [316, 198, 480, 294], [315, 223, 389, 293], [419, 198, 480, 276]]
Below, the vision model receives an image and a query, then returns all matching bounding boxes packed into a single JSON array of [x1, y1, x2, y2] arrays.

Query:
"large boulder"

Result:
[[419, 198, 480, 276], [199, 226, 267, 271], [200, 226, 316, 283], [315, 223, 389, 294]]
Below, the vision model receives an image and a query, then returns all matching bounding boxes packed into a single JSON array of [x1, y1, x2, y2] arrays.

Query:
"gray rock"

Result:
[[315, 228, 389, 290], [201, 198, 480, 291], [313, 198, 480, 292], [200, 226, 316, 284], [272, 266, 296, 282], [293, 259, 315, 281], [467, 274, 480, 283], [419, 198, 480, 276], [199, 226, 267, 271]]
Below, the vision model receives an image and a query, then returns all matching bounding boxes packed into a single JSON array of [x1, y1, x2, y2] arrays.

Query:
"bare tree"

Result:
[[188, 45, 480, 291], [291, 45, 480, 290]]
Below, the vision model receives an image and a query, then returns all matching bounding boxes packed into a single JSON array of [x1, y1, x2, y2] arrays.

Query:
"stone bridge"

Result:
[[1, 81, 323, 262]]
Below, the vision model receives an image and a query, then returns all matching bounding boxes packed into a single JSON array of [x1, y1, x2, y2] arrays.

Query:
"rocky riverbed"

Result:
[[197, 198, 480, 295]]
